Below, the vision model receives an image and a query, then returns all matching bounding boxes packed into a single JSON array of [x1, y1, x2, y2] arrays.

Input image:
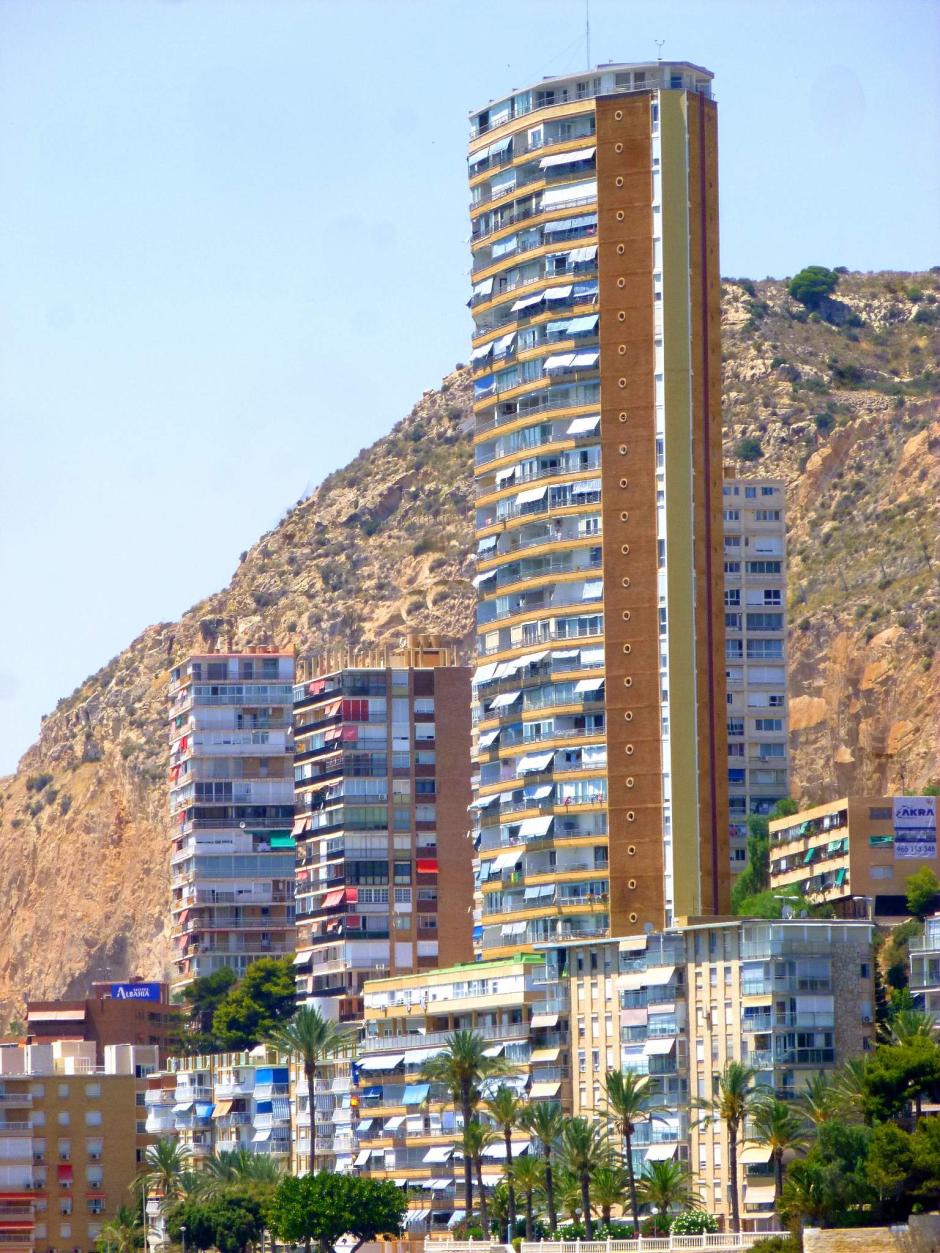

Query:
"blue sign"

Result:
[[110, 982, 162, 1002]]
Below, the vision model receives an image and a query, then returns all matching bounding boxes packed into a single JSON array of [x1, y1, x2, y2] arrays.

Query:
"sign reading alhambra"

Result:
[[893, 796, 938, 860], [110, 982, 162, 1001]]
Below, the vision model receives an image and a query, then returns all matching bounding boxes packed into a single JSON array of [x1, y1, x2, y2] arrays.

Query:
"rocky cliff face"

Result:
[[1, 271, 937, 1016]]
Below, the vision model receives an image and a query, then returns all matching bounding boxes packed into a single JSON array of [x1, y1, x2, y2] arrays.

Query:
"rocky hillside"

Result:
[[1, 270, 938, 1017]]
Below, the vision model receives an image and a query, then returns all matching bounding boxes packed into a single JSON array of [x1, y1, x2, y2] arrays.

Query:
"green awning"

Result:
[[869, 835, 893, 847], [835, 868, 847, 887], [270, 834, 296, 849], [803, 848, 816, 865]]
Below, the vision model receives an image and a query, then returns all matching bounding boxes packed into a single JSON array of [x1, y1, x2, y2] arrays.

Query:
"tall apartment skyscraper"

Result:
[[469, 62, 728, 954], [292, 637, 473, 1020], [168, 650, 296, 991], [722, 477, 789, 873]]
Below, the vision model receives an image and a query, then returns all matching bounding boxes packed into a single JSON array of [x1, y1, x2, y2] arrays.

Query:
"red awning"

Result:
[[57, 1165, 73, 1181], [178, 736, 188, 752], [322, 700, 342, 719], [321, 888, 345, 909], [308, 679, 326, 695], [292, 816, 312, 836], [417, 859, 439, 875], [344, 887, 358, 904], [341, 726, 358, 742]]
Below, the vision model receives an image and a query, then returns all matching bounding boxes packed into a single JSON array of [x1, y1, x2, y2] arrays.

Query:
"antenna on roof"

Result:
[[655, 39, 665, 62], [585, 0, 591, 71]]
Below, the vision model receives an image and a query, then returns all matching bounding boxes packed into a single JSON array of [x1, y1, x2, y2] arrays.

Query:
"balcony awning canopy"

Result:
[[530, 1047, 560, 1063], [490, 690, 521, 709], [645, 1143, 678, 1161], [491, 847, 523, 871], [477, 729, 501, 750], [423, 1145, 454, 1163], [518, 816, 554, 838], [511, 293, 544, 313], [473, 661, 499, 684], [358, 1053, 405, 1071], [515, 485, 548, 505], [744, 1183, 777, 1206], [571, 477, 601, 495], [542, 181, 597, 209], [530, 1012, 558, 1028], [644, 1037, 676, 1056], [517, 750, 554, 774], [402, 1083, 430, 1105], [644, 966, 676, 986], [529, 1081, 561, 1099], [568, 247, 598, 265], [384, 1115, 406, 1131], [574, 676, 605, 693], [544, 285, 573, 301], [540, 146, 596, 169], [740, 1146, 774, 1165]]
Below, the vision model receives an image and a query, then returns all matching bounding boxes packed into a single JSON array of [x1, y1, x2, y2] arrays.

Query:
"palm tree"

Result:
[[520, 1101, 564, 1233], [97, 1205, 143, 1253], [748, 1096, 808, 1207], [554, 1168, 583, 1224], [780, 1160, 829, 1228], [603, 1068, 667, 1232], [558, 1118, 607, 1239], [266, 1006, 355, 1173], [589, 1162, 627, 1226], [423, 1030, 516, 1223], [485, 1086, 524, 1235], [462, 1120, 497, 1233], [137, 1138, 192, 1210], [692, 1061, 758, 1233], [198, 1147, 285, 1196], [885, 1008, 936, 1045], [832, 1057, 868, 1123], [795, 1072, 841, 1127], [511, 1156, 545, 1240], [637, 1159, 700, 1225]]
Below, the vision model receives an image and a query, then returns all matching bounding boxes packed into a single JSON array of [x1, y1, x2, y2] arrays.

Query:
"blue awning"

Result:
[[195, 1103, 214, 1118], [254, 1100, 273, 1114], [472, 925, 484, 941], [361, 1086, 383, 1099], [403, 1083, 430, 1106]]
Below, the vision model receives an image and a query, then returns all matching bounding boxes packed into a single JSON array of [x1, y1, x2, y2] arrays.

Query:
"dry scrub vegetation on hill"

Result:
[[0, 270, 937, 1016]]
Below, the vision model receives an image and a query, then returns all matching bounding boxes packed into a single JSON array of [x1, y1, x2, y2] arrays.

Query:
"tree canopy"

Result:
[[210, 957, 297, 1051], [267, 1173, 405, 1253], [906, 867, 940, 920], [166, 1192, 264, 1253], [788, 266, 839, 309]]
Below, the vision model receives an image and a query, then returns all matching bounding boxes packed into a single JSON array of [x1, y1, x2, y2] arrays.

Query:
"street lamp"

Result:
[[180, 1225, 187, 1253]]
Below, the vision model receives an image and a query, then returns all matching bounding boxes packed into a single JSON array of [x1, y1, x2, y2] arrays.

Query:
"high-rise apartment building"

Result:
[[469, 61, 728, 953], [167, 650, 296, 990], [292, 637, 473, 1019], [0, 1041, 158, 1253], [722, 477, 789, 872]]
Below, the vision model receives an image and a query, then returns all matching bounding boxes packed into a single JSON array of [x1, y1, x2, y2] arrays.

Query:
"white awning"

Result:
[[501, 920, 527, 937], [582, 580, 603, 599], [494, 331, 516, 354], [490, 690, 521, 709], [483, 1043, 505, 1057], [580, 646, 604, 664], [491, 848, 524, 871], [644, 1037, 677, 1056], [477, 534, 498, 554], [494, 464, 518, 484], [529, 1081, 561, 1099], [621, 935, 648, 951], [645, 1143, 678, 1161], [482, 1141, 529, 1160], [571, 477, 601, 494], [511, 293, 544, 312], [573, 676, 605, 693], [423, 1145, 454, 1163], [469, 791, 499, 810], [566, 312, 599, 332], [356, 1118, 374, 1133], [740, 1146, 774, 1165], [473, 662, 499, 684], [515, 650, 549, 667], [530, 1047, 561, 1063], [358, 1054, 405, 1071], [565, 414, 600, 435], [518, 816, 554, 838], [448, 1212, 466, 1228], [293, 949, 314, 966], [425, 1179, 452, 1191], [477, 729, 501, 749], [744, 1184, 778, 1206], [541, 180, 597, 209], [544, 353, 575, 371], [471, 342, 494, 362], [570, 350, 599, 368], [384, 1115, 406, 1131], [529, 784, 554, 800], [473, 277, 494, 297], [514, 485, 548, 505], [539, 146, 595, 169], [568, 247, 598, 265], [472, 569, 497, 588], [645, 966, 677, 986], [544, 285, 573, 301], [530, 1012, 559, 1028], [517, 750, 554, 774]]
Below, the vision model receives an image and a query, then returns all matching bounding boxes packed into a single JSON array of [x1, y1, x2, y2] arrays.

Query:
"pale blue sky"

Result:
[[1, 0, 938, 773]]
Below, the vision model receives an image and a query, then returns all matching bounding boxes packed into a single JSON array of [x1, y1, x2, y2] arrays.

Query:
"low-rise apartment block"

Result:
[[908, 912, 940, 1023], [167, 649, 297, 991], [26, 983, 179, 1064], [0, 1041, 158, 1253], [292, 638, 473, 1020], [769, 795, 939, 919], [353, 957, 569, 1234], [543, 917, 874, 1232], [721, 478, 789, 875]]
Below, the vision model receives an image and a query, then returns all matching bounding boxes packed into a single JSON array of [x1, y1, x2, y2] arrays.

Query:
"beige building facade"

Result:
[[769, 796, 939, 918]]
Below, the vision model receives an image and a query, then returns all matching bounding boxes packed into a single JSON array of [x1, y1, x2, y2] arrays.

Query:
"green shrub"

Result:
[[748, 1238, 801, 1253], [25, 773, 53, 793], [788, 265, 839, 309], [734, 436, 764, 462], [671, 1210, 719, 1234]]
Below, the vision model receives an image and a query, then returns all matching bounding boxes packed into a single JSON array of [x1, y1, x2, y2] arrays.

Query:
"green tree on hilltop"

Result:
[[788, 266, 840, 310]]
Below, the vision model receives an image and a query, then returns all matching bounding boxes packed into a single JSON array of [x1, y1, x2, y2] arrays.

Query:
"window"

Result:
[[59, 1225, 71, 1240], [744, 486, 756, 498], [756, 509, 781, 521], [57, 1084, 69, 1099], [860, 963, 870, 979], [84, 1083, 101, 1099], [57, 1111, 70, 1127], [724, 589, 740, 607], [85, 1110, 102, 1127], [723, 509, 739, 521]]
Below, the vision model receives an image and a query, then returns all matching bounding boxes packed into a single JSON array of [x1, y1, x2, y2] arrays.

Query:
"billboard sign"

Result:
[[893, 796, 937, 860], [110, 982, 162, 1002]]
